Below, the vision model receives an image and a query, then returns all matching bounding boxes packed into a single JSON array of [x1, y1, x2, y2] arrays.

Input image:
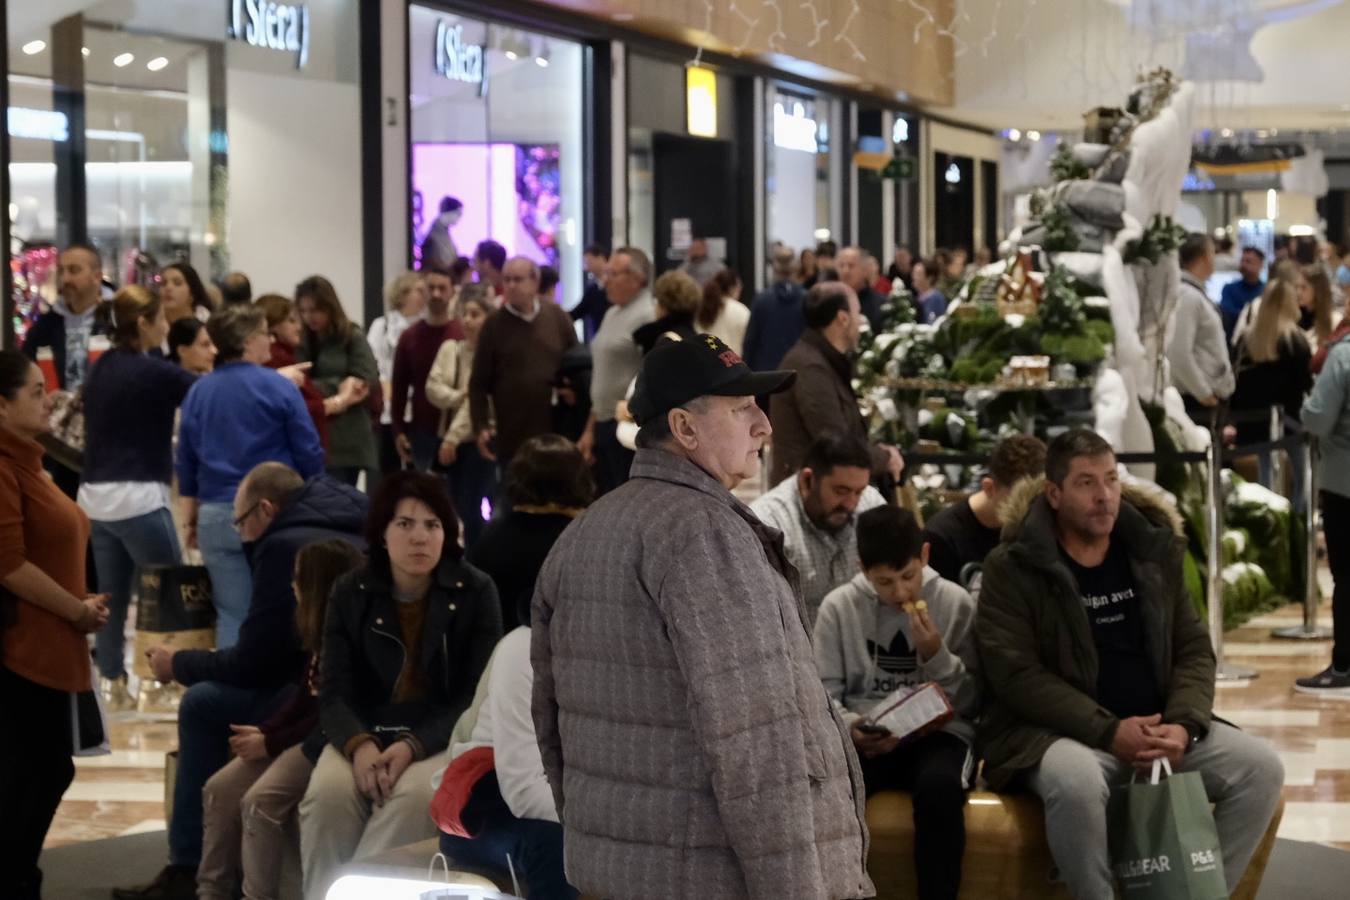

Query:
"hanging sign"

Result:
[[435, 21, 489, 98], [229, 1, 311, 69]]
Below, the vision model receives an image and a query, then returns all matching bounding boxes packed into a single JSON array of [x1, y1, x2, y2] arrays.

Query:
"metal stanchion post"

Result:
[[1273, 434, 1332, 639], [1210, 410, 1258, 680], [1269, 405, 1286, 496]]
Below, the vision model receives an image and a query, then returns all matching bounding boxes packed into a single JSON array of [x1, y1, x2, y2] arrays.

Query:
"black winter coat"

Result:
[[321, 557, 502, 760], [172, 475, 369, 688]]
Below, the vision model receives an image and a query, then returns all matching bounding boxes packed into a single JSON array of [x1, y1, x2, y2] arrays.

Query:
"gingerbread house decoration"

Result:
[[996, 251, 1043, 319]]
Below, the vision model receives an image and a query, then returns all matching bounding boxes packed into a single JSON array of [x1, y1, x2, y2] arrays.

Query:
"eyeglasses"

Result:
[[232, 501, 260, 532]]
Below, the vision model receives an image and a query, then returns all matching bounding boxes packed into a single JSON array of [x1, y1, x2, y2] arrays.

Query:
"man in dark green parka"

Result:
[[976, 429, 1283, 900]]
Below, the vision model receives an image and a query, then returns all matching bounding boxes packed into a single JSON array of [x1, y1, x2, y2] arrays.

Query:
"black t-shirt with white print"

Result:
[[1060, 540, 1163, 720]]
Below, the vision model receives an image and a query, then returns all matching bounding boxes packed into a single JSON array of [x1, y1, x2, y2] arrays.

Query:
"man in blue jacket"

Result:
[[743, 245, 807, 373], [115, 463, 367, 900]]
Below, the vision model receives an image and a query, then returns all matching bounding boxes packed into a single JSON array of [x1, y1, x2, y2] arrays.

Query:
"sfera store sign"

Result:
[[434, 21, 488, 97], [230, 1, 311, 69]]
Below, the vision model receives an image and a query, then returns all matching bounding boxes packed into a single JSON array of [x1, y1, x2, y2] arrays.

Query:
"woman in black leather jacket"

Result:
[[298, 471, 501, 899]]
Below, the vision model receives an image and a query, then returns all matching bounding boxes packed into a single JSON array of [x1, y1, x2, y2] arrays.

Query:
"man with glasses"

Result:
[[118, 463, 368, 900], [578, 246, 657, 492], [470, 256, 578, 484]]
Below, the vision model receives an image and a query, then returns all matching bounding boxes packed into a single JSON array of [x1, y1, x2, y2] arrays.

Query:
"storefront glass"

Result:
[[6, 0, 365, 338], [408, 3, 584, 307], [765, 85, 840, 257]]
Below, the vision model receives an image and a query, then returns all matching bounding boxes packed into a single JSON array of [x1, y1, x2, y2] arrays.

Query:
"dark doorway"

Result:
[[856, 108, 885, 260], [652, 134, 735, 273], [981, 159, 1000, 254], [934, 153, 974, 253]]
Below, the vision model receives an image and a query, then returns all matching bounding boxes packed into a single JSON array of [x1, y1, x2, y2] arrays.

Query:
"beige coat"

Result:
[[425, 339, 478, 446]]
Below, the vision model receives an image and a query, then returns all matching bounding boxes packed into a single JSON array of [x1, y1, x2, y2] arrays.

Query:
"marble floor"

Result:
[[45, 600, 1350, 853]]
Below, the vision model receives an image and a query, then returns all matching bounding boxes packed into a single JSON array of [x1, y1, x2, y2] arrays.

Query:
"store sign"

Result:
[[8, 107, 69, 142], [686, 66, 717, 138], [435, 21, 488, 97], [773, 101, 818, 153], [229, 1, 311, 69]]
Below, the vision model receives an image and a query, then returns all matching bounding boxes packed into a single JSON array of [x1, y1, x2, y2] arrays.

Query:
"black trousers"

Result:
[[592, 419, 634, 496], [1323, 491, 1350, 670], [858, 730, 969, 900], [0, 666, 76, 900]]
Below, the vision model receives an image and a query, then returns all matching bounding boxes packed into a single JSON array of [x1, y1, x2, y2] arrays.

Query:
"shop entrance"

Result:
[[652, 134, 735, 273]]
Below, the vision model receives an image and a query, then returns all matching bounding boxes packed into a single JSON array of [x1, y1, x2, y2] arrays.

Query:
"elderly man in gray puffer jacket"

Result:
[[532, 334, 874, 900]]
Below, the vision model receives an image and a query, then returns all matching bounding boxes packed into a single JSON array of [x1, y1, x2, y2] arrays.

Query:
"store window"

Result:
[[6, 0, 365, 341], [765, 86, 840, 258], [408, 4, 584, 307], [625, 53, 738, 273]]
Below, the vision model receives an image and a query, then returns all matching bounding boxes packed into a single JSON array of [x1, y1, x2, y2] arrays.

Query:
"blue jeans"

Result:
[[89, 508, 183, 680], [168, 680, 288, 867], [439, 774, 576, 899], [196, 502, 252, 649]]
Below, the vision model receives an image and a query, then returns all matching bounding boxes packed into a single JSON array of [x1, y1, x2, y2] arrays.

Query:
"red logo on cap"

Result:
[[719, 350, 742, 368]]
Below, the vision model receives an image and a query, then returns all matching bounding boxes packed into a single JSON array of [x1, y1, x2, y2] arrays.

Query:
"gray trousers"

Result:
[[1025, 722, 1284, 900]]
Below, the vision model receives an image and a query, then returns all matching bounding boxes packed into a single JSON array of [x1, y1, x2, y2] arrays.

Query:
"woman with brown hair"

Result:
[[798, 248, 819, 288], [300, 472, 501, 900], [80, 286, 199, 707], [697, 268, 750, 356], [467, 434, 595, 631], [1301, 264, 1337, 349], [1, 349, 110, 900], [296, 276, 380, 486], [255, 293, 331, 451], [196, 539, 365, 900], [426, 284, 497, 547], [1231, 260, 1314, 506], [633, 270, 701, 355], [161, 262, 215, 324]]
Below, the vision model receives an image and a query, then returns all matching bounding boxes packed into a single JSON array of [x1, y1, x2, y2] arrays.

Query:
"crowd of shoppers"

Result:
[[7, 235, 1304, 900]]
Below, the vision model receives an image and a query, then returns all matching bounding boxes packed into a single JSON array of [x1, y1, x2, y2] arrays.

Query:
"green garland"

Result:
[[1123, 214, 1187, 265], [1040, 202, 1081, 253], [1049, 143, 1092, 182]]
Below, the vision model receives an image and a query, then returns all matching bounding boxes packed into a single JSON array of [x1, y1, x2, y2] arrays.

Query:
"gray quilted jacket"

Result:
[[532, 449, 874, 899]]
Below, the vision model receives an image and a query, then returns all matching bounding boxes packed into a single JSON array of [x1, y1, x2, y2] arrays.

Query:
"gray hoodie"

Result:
[[813, 568, 980, 747]]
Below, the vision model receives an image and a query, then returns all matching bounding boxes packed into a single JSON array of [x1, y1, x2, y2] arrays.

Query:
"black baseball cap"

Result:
[[629, 334, 796, 426]]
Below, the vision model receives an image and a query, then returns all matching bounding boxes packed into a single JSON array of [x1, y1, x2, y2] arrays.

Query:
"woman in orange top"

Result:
[[0, 349, 110, 900]]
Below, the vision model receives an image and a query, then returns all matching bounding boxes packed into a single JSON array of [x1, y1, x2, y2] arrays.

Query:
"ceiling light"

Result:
[[1007, 128, 1022, 141], [1220, 128, 1234, 138], [1027, 130, 1041, 141], [504, 50, 517, 60], [113, 52, 135, 67], [81, 47, 90, 57], [22, 40, 46, 55], [146, 56, 169, 72], [1256, 129, 1270, 139], [535, 56, 549, 67]]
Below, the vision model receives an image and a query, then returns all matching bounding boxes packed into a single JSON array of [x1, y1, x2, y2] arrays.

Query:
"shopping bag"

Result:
[[133, 565, 216, 679], [71, 663, 111, 757], [1108, 758, 1227, 900]]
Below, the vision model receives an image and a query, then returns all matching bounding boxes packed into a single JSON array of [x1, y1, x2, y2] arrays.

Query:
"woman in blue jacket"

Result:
[[176, 305, 325, 647]]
